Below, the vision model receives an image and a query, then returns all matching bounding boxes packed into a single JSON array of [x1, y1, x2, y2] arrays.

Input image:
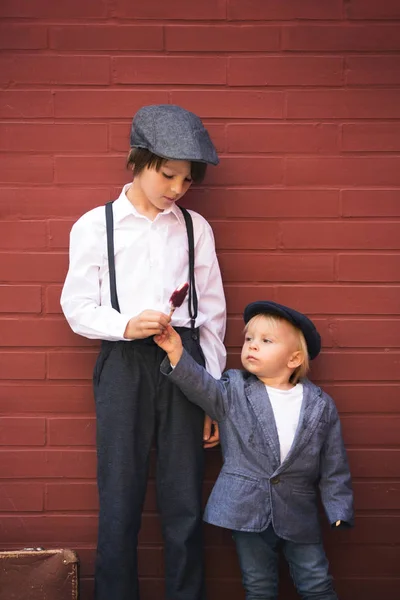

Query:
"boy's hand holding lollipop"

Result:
[[154, 282, 189, 364]]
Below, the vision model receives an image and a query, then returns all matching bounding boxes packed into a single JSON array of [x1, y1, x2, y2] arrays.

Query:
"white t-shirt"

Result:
[[265, 383, 303, 463]]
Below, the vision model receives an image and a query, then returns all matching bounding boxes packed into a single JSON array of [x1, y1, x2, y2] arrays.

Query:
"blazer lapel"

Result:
[[276, 379, 327, 473], [245, 377, 281, 465]]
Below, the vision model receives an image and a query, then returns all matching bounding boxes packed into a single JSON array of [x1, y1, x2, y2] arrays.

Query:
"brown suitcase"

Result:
[[0, 548, 79, 600]]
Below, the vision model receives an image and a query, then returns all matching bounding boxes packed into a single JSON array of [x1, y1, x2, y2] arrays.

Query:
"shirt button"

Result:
[[270, 477, 280, 485]]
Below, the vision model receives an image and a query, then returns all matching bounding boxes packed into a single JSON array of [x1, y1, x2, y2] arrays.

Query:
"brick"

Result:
[[113, 0, 226, 20], [0, 417, 45, 446], [353, 482, 400, 510], [312, 351, 400, 382], [323, 383, 400, 413], [347, 0, 400, 19], [227, 123, 338, 154], [165, 25, 280, 52], [285, 157, 400, 186], [211, 221, 279, 250], [0, 0, 107, 18], [342, 123, 400, 152], [206, 157, 283, 186], [219, 253, 334, 283], [109, 121, 225, 154], [0, 221, 46, 249], [0, 449, 96, 478], [170, 90, 283, 119], [49, 220, 74, 249], [0, 483, 43, 511], [46, 482, 98, 511], [0, 124, 108, 153], [281, 221, 400, 250], [0, 383, 95, 414], [0, 318, 96, 347], [348, 449, 400, 478], [229, 56, 342, 87], [55, 90, 169, 118], [50, 25, 163, 51], [0, 24, 47, 49], [47, 351, 97, 380], [0, 91, 53, 119], [275, 285, 400, 316], [184, 189, 340, 219], [55, 156, 126, 185], [287, 90, 400, 119], [0, 55, 110, 86], [346, 56, 400, 86], [113, 56, 226, 85], [0, 285, 41, 313], [283, 23, 400, 52], [0, 515, 97, 544], [337, 580, 400, 600], [224, 285, 277, 314], [48, 417, 96, 446], [342, 415, 400, 446], [338, 254, 400, 282], [0, 187, 111, 219], [0, 156, 53, 184], [0, 352, 45, 380], [342, 190, 400, 217], [333, 319, 400, 348], [46, 285, 64, 313], [0, 253, 67, 283], [228, 0, 342, 20]]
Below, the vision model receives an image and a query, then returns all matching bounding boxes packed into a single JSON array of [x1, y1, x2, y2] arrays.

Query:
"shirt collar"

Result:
[[112, 183, 184, 225]]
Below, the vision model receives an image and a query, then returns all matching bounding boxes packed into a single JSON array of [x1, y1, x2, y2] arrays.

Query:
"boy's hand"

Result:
[[203, 415, 220, 449], [124, 310, 170, 340], [154, 324, 183, 366]]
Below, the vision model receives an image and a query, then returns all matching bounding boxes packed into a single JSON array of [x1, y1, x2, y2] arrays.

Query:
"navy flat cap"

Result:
[[243, 301, 321, 360], [130, 104, 219, 166]]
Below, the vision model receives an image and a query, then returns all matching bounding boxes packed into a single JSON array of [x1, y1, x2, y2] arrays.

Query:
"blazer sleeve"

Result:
[[318, 398, 354, 528], [160, 348, 232, 421]]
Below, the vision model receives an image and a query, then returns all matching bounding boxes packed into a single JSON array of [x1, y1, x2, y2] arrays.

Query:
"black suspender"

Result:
[[179, 206, 198, 332], [104, 202, 198, 330], [105, 202, 120, 313]]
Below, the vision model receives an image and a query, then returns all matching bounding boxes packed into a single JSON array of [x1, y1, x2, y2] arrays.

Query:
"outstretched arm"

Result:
[[154, 326, 230, 422]]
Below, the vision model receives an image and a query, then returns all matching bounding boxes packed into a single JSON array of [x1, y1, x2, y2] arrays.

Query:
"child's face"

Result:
[[135, 159, 193, 213], [241, 315, 302, 384]]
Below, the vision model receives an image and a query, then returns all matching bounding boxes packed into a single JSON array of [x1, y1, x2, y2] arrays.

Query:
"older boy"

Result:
[[61, 105, 226, 600], [155, 301, 354, 600]]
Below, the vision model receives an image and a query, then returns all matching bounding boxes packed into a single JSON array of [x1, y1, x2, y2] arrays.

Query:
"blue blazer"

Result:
[[162, 349, 354, 543]]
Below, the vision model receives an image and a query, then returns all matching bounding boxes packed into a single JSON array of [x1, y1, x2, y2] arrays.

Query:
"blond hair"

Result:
[[244, 314, 309, 384]]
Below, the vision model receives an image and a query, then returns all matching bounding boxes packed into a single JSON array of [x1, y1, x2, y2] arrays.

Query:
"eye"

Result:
[[245, 336, 252, 342], [162, 172, 173, 179], [185, 177, 193, 183], [263, 338, 272, 343]]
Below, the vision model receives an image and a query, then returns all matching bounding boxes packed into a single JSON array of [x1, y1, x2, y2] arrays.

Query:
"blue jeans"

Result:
[[233, 527, 338, 600]]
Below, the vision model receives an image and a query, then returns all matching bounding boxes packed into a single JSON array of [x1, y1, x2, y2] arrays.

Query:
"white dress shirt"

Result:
[[265, 383, 303, 463], [61, 183, 227, 378]]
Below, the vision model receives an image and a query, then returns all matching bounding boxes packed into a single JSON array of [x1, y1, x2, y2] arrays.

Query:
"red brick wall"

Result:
[[1, 1, 400, 598]]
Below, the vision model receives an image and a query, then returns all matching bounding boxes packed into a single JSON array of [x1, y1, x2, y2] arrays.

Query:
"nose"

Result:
[[171, 179, 183, 196], [248, 340, 258, 351]]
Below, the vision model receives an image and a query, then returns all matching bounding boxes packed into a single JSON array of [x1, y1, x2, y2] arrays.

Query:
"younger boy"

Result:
[[155, 301, 354, 600], [61, 105, 226, 600]]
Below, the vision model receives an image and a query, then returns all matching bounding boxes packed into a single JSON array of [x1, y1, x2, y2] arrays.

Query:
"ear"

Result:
[[287, 350, 303, 369]]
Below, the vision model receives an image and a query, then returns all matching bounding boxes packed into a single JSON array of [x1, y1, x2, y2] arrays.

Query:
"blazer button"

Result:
[[270, 477, 280, 485]]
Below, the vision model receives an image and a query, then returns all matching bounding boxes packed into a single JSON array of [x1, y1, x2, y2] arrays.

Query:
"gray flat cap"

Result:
[[130, 104, 219, 165]]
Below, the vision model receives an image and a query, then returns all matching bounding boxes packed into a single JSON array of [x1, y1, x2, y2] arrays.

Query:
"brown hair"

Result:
[[126, 148, 207, 184], [244, 314, 310, 385]]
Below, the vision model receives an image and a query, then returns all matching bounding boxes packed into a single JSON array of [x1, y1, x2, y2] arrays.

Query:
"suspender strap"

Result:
[[180, 206, 198, 331], [105, 202, 121, 313], [104, 202, 197, 328]]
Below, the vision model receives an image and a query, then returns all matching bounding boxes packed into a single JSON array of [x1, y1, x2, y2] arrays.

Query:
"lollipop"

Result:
[[168, 282, 189, 318]]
